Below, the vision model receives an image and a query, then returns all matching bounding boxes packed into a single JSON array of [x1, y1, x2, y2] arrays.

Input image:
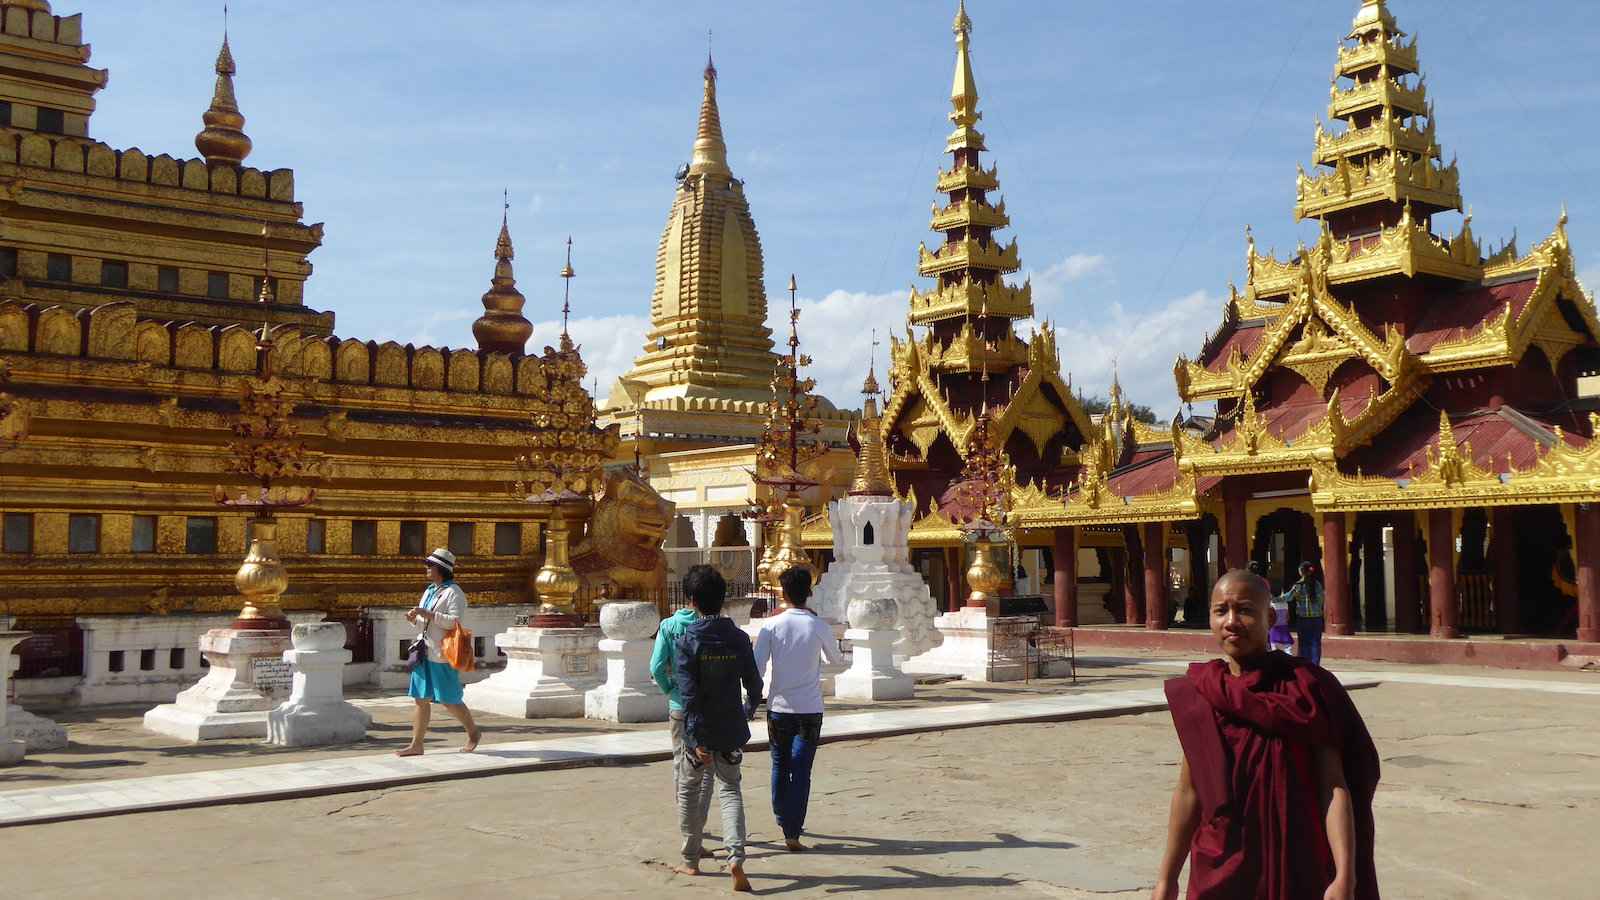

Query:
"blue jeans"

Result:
[[1296, 618, 1325, 665], [767, 712, 823, 840]]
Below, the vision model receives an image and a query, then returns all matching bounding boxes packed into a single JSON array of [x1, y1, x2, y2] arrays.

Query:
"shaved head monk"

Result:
[[1151, 569, 1381, 900]]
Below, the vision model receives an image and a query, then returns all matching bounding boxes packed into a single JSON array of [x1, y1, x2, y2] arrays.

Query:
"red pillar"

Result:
[[1322, 512, 1353, 636], [1391, 518, 1422, 634], [1224, 481, 1248, 571], [1428, 508, 1460, 638], [1491, 506, 1520, 636], [1053, 526, 1077, 627], [945, 546, 964, 613], [1577, 503, 1600, 643], [1122, 525, 1146, 624], [1144, 522, 1169, 630]]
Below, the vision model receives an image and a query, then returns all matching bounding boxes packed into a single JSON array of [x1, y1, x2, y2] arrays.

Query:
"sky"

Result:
[[75, 1, 1600, 416]]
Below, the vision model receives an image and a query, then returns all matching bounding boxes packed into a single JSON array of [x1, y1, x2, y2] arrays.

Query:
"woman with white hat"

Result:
[[396, 547, 482, 756]]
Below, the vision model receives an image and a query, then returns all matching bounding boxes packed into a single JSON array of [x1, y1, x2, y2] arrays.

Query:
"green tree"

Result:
[[1078, 393, 1159, 425]]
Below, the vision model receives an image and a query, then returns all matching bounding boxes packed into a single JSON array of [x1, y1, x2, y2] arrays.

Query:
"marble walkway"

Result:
[[5, 665, 1593, 828]]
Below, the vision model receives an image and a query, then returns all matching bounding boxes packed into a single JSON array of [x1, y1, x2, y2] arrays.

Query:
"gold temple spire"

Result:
[[947, 0, 984, 152], [559, 236, 575, 352], [194, 16, 253, 167], [850, 349, 894, 497], [471, 194, 534, 354], [688, 52, 730, 176]]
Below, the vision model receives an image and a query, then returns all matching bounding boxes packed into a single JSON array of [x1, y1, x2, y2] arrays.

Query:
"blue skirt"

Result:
[[408, 659, 464, 705]]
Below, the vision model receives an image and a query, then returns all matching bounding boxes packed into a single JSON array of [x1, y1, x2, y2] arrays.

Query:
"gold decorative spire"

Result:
[[472, 194, 534, 354], [689, 53, 730, 176], [559, 236, 575, 352], [850, 348, 893, 497], [194, 25, 253, 166], [947, 0, 984, 152]]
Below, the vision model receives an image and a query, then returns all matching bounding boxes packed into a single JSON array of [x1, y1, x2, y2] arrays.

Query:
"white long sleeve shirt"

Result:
[[752, 607, 844, 715]]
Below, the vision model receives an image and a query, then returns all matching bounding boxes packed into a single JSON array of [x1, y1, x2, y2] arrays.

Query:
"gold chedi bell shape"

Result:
[[234, 519, 289, 629], [964, 531, 1006, 608], [534, 505, 582, 620], [472, 207, 535, 354], [763, 496, 816, 594], [195, 33, 253, 166]]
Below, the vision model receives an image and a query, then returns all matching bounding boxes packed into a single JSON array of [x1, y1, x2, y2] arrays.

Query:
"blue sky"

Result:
[[78, 1, 1600, 414]]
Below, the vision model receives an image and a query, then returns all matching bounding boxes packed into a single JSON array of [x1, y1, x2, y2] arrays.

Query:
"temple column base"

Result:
[[901, 608, 1024, 683], [463, 626, 600, 719], [834, 628, 913, 701], [267, 623, 372, 747], [143, 628, 293, 742], [6, 706, 67, 752], [1, 632, 32, 765]]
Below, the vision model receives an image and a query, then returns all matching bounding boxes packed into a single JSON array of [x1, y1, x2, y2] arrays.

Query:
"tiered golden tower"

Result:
[[882, 1, 1092, 513]]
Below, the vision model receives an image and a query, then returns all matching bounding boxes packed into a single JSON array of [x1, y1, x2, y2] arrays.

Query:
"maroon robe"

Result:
[[1164, 651, 1380, 899]]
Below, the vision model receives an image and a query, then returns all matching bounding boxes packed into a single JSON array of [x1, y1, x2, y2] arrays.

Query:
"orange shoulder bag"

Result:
[[440, 623, 476, 672]]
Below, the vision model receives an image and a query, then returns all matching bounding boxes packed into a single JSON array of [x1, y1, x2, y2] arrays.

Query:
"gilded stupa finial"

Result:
[[471, 193, 534, 354], [948, 0, 982, 141], [195, 7, 253, 166], [688, 45, 730, 177], [850, 345, 894, 497]]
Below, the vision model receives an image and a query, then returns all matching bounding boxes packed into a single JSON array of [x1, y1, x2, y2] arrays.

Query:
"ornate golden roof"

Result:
[[603, 56, 777, 413], [472, 203, 534, 355], [195, 32, 253, 166], [849, 367, 894, 496]]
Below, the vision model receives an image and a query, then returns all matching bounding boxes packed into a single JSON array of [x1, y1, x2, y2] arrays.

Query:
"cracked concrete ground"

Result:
[[4, 665, 1596, 899]]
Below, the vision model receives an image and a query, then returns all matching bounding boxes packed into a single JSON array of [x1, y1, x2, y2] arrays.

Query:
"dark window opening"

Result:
[[157, 266, 180, 293], [131, 515, 157, 553], [397, 640, 411, 660], [108, 650, 125, 673], [35, 107, 64, 134], [0, 101, 11, 128], [473, 636, 486, 658], [169, 648, 186, 670], [494, 523, 521, 556], [351, 520, 378, 555], [2, 513, 32, 553], [99, 260, 128, 289], [68, 514, 100, 553], [0, 247, 17, 278], [399, 521, 426, 557], [448, 522, 474, 556], [206, 271, 230, 299], [862, 522, 875, 546], [185, 517, 218, 554], [139, 649, 156, 671], [306, 518, 326, 555], [46, 253, 72, 282]]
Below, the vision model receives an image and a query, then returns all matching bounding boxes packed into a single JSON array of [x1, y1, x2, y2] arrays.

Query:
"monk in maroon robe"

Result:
[[1151, 570, 1380, 900]]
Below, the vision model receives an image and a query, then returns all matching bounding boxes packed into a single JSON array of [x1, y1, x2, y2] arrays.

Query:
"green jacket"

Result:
[[650, 607, 699, 711]]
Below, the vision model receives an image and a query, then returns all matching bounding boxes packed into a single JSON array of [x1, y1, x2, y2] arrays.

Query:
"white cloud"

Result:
[[373, 309, 475, 349], [767, 289, 907, 411], [528, 314, 652, 399], [1037, 288, 1223, 417]]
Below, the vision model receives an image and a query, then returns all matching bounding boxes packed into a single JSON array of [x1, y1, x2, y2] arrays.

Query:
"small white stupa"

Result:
[[812, 364, 941, 660]]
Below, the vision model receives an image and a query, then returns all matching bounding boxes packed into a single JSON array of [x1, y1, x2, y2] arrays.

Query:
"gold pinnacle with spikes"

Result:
[[472, 193, 534, 354]]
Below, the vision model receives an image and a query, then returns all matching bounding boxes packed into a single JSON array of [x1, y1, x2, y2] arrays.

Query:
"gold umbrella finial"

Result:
[[195, 5, 252, 166]]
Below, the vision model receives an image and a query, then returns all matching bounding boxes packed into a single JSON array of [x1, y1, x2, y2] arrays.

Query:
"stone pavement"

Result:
[[5, 672, 1595, 900]]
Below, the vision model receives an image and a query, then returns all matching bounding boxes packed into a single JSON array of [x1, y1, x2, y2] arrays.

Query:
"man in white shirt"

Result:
[[752, 567, 845, 852]]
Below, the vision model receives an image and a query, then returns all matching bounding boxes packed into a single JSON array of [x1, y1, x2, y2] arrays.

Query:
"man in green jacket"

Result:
[[652, 587, 712, 861]]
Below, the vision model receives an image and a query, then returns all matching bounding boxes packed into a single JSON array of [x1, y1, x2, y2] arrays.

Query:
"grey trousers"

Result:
[[670, 712, 712, 835], [673, 722, 746, 866]]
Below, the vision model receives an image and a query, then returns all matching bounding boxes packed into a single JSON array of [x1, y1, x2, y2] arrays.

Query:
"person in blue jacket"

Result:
[[671, 565, 763, 892]]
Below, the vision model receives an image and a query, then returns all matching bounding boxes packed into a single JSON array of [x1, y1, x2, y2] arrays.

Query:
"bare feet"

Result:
[[670, 864, 701, 877], [394, 746, 423, 758], [784, 838, 807, 852], [730, 862, 751, 893], [463, 729, 481, 753]]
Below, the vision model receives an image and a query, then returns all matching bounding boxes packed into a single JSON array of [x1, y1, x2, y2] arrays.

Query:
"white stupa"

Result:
[[812, 366, 941, 660]]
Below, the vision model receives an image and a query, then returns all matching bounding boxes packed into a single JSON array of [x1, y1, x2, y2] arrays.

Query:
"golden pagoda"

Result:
[[599, 54, 853, 590], [856, 1, 1096, 612], [1009, 0, 1600, 648], [0, 4, 626, 704]]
